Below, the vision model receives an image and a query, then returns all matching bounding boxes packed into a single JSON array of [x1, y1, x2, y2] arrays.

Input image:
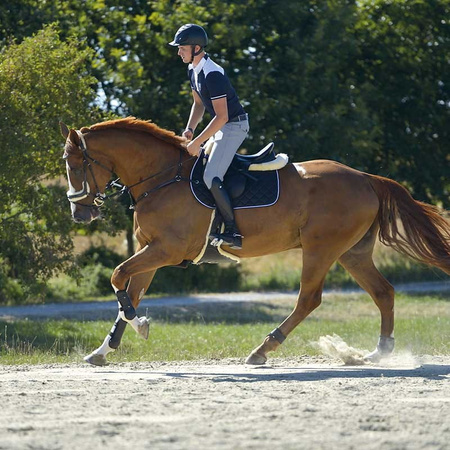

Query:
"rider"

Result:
[[169, 24, 249, 250]]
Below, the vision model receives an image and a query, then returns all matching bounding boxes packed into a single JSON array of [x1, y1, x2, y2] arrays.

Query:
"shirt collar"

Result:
[[190, 54, 208, 74]]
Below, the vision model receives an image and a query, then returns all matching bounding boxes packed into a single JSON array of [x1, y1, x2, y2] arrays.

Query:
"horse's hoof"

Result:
[[364, 336, 395, 363], [137, 317, 150, 340], [84, 352, 108, 366], [245, 352, 267, 365], [363, 349, 383, 363], [364, 348, 393, 363]]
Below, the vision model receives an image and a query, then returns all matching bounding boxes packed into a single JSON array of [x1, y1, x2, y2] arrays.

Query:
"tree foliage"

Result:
[[0, 1, 448, 302], [354, 0, 450, 201], [0, 24, 98, 303], [3, 0, 447, 199]]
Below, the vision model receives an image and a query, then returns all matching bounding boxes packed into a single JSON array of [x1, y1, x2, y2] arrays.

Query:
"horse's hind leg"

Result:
[[246, 248, 337, 365], [84, 270, 156, 366], [338, 224, 395, 362]]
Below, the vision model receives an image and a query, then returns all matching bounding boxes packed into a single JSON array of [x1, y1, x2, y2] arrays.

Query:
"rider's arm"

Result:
[[183, 90, 205, 140], [187, 97, 228, 155], [194, 97, 228, 142]]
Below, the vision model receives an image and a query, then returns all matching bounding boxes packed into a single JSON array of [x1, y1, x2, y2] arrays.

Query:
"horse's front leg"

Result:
[[84, 270, 156, 366], [111, 241, 178, 332]]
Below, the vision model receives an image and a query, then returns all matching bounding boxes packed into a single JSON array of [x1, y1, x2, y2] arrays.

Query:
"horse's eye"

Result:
[[70, 167, 83, 176]]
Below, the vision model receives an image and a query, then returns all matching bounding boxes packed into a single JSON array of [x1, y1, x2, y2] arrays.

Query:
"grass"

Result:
[[0, 292, 448, 365]]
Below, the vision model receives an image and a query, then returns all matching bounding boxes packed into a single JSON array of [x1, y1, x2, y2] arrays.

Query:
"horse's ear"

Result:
[[68, 129, 81, 146], [59, 121, 70, 139], [60, 123, 81, 147]]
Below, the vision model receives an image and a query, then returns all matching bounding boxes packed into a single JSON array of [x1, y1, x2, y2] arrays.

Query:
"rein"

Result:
[[127, 151, 190, 208], [67, 130, 193, 210]]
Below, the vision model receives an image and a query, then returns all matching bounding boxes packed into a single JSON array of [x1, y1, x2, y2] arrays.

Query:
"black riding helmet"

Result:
[[169, 24, 208, 48], [169, 24, 208, 63]]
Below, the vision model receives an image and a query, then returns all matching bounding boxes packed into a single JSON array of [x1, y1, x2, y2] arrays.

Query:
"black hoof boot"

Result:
[[116, 290, 136, 320]]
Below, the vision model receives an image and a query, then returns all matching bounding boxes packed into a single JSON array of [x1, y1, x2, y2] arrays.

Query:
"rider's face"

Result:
[[178, 45, 192, 63], [178, 45, 194, 63]]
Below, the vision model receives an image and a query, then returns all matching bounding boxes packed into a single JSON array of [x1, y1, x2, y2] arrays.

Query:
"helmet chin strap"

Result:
[[189, 45, 204, 63]]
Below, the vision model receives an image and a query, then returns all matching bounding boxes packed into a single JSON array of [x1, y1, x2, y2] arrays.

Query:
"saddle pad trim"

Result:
[[217, 243, 241, 263], [192, 211, 215, 264]]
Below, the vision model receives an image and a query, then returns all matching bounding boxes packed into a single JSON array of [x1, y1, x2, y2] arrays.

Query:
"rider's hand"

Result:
[[187, 139, 201, 156], [182, 128, 194, 141]]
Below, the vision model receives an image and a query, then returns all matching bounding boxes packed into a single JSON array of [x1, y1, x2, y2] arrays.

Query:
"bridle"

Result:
[[65, 131, 115, 208], [65, 130, 193, 210]]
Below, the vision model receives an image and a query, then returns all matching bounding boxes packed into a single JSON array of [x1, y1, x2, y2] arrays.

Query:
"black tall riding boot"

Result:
[[209, 177, 242, 250]]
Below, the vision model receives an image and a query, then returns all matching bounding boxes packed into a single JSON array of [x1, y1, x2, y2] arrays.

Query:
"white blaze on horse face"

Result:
[[66, 161, 90, 202]]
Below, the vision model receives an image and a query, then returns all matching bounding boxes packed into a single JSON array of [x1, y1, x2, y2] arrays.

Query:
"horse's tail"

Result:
[[367, 174, 450, 275]]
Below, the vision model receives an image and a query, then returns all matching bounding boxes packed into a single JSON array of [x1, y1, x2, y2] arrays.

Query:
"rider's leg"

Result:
[[204, 121, 249, 249], [209, 177, 242, 249]]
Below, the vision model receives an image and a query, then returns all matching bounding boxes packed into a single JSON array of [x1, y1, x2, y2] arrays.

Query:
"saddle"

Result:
[[190, 143, 288, 209], [175, 143, 289, 267]]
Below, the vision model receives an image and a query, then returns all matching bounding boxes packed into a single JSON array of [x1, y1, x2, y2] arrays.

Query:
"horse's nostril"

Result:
[[72, 215, 85, 224], [73, 209, 91, 223]]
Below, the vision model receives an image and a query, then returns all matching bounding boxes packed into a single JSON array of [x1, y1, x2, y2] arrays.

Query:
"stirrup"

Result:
[[209, 230, 242, 250]]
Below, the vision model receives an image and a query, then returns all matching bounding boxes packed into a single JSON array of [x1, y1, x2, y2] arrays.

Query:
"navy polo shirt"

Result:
[[188, 54, 245, 120]]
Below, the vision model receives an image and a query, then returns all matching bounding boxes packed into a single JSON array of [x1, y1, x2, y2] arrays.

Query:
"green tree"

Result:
[[0, 24, 98, 303], [3, 1, 447, 206], [354, 0, 450, 205]]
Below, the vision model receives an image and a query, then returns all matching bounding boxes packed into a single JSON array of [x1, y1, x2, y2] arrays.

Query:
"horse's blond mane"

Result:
[[82, 117, 187, 151]]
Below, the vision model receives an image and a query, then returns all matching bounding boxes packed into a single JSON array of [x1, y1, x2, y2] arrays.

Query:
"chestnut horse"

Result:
[[60, 117, 450, 366]]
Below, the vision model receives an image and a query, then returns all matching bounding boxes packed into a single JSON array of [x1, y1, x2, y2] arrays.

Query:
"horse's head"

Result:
[[60, 122, 112, 224]]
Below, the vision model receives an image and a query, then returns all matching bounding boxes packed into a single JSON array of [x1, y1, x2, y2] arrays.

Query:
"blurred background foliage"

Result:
[[0, 0, 448, 304]]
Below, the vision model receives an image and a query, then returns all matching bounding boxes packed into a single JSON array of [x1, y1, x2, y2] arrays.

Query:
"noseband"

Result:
[[66, 131, 113, 208]]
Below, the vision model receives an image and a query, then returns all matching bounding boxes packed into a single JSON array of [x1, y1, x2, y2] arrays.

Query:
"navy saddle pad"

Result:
[[190, 155, 280, 210]]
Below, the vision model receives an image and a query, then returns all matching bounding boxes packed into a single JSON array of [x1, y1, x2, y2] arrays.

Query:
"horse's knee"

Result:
[[111, 264, 130, 289]]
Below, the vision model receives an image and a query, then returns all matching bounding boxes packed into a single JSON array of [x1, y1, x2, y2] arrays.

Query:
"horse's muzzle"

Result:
[[71, 203, 101, 223]]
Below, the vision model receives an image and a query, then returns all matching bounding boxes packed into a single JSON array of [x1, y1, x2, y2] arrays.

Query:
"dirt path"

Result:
[[1, 355, 449, 450], [0, 280, 449, 321]]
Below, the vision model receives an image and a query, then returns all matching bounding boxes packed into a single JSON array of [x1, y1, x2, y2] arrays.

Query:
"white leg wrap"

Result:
[[84, 334, 116, 366], [93, 335, 116, 356], [364, 336, 395, 363], [127, 315, 143, 333], [117, 311, 148, 334], [118, 309, 139, 325]]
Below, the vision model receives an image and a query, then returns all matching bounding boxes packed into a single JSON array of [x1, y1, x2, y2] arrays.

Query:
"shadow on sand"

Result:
[[95, 363, 450, 383]]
